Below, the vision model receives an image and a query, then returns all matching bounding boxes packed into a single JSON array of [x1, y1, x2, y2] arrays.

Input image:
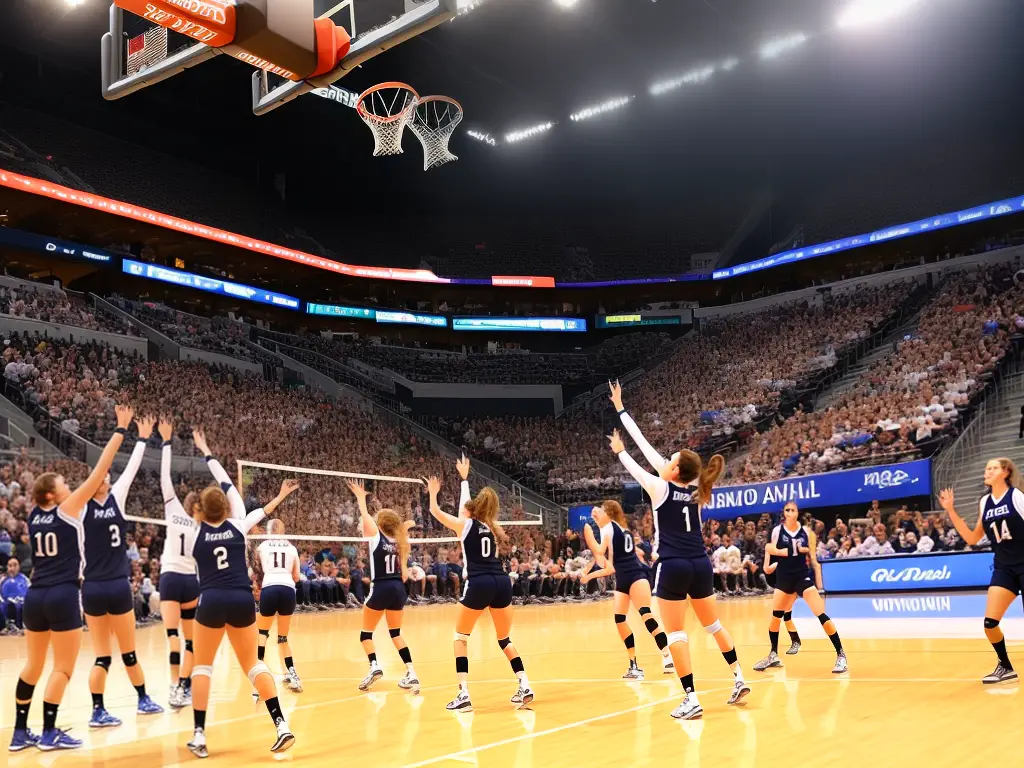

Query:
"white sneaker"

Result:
[[670, 694, 703, 720], [187, 728, 208, 759], [753, 651, 783, 671], [358, 665, 383, 692], [398, 672, 420, 694], [286, 668, 303, 693], [727, 678, 751, 705], [168, 684, 184, 710], [510, 684, 534, 707], [622, 664, 645, 680], [446, 689, 472, 712], [832, 652, 848, 674], [270, 720, 294, 753]]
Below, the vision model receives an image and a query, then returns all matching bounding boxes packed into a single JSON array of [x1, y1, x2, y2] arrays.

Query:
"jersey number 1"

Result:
[[272, 552, 283, 569], [385, 554, 397, 575]]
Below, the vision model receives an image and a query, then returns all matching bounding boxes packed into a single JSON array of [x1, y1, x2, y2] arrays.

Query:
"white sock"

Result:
[[516, 672, 529, 687], [459, 682, 469, 695], [406, 664, 416, 676], [733, 663, 744, 681]]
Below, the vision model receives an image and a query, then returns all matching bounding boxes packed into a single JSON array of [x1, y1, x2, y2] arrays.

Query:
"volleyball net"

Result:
[[127, 459, 544, 561]]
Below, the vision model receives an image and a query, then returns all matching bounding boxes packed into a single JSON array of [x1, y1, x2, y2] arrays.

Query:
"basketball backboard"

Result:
[[101, 0, 461, 115]]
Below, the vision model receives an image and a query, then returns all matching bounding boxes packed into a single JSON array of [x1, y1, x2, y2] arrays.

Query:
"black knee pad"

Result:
[[95, 656, 112, 671], [644, 617, 659, 634], [360, 631, 374, 643], [166, 628, 179, 638], [181, 607, 196, 620], [277, 636, 288, 644], [783, 611, 793, 622], [455, 656, 469, 674], [498, 637, 512, 650], [638, 606, 652, 616], [817, 613, 831, 626], [624, 633, 635, 649], [614, 613, 627, 624], [185, 640, 194, 654], [169, 651, 181, 666], [16, 678, 34, 701], [389, 628, 401, 639], [259, 629, 271, 639], [772, 610, 786, 619], [985, 617, 1001, 630], [121, 652, 138, 668], [723, 648, 738, 665], [510, 656, 524, 674]]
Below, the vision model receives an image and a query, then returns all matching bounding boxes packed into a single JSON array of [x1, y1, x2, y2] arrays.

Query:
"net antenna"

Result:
[[409, 96, 463, 171], [356, 82, 420, 157]]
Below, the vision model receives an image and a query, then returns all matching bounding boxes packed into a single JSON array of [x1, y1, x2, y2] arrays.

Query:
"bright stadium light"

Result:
[[649, 66, 714, 97], [721, 57, 740, 72], [837, 0, 924, 30], [760, 33, 808, 60], [505, 122, 554, 144], [569, 96, 632, 122], [554, 0, 580, 8], [467, 130, 498, 146], [66, 0, 87, 6]]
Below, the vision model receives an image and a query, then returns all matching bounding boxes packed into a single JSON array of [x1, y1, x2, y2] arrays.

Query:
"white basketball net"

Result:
[[409, 97, 464, 171], [357, 85, 419, 157]]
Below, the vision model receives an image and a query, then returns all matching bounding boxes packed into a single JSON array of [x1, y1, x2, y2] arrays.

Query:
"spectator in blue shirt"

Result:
[[1, 558, 29, 632]]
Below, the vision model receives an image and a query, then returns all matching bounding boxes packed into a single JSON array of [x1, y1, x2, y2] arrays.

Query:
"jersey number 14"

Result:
[[989, 520, 1014, 544]]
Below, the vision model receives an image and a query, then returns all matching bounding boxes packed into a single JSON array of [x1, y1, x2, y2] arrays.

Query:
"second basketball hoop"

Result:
[[356, 82, 420, 157]]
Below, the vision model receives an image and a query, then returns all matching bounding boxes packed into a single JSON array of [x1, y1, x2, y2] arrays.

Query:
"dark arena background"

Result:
[[0, 0, 1024, 765]]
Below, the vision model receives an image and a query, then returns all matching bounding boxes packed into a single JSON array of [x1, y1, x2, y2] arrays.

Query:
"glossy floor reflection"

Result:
[[2, 592, 1020, 766]]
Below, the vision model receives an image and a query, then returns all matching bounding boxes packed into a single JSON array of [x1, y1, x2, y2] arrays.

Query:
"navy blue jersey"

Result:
[[652, 481, 706, 560], [82, 495, 130, 582], [193, 519, 252, 590], [28, 505, 84, 587], [460, 518, 503, 577], [980, 488, 1024, 568], [602, 521, 643, 576], [771, 524, 811, 578], [369, 532, 401, 582]]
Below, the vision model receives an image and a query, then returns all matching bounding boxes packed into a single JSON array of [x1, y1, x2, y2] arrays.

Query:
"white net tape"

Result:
[[409, 97, 464, 171], [357, 85, 418, 157]]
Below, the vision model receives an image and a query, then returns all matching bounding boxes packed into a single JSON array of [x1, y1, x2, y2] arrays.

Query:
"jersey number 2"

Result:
[[990, 520, 1013, 544], [214, 546, 229, 571]]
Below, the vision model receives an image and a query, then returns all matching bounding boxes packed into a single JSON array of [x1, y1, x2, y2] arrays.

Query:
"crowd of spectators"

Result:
[[733, 265, 1024, 483], [0, 283, 138, 336], [442, 279, 917, 501]]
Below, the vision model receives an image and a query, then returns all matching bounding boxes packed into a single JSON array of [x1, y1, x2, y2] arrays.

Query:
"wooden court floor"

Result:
[[2, 594, 1021, 767]]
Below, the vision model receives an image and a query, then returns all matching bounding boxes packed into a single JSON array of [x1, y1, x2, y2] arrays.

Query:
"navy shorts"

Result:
[[159, 572, 200, 604], [24, 584, 82, 633], [990, 564, 1024, 596], [653, 557, 714, 601], [365, 579, 407, 612], [461, 573, 513, 611], [82, 578, 134, 617], [197, 588, 256, 629], [614, 570, 650, 595], [259, 585, 297, 617], [775, 571, 815, 596]]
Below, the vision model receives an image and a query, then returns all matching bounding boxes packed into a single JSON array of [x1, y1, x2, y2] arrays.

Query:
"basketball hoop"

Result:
[[356, 82, 420, 157], [408, 96, 464, 171]]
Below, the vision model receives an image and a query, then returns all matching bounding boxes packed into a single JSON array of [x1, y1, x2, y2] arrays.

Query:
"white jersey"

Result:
[[159, 443, 199, 576], [258, 538, 298, 590]]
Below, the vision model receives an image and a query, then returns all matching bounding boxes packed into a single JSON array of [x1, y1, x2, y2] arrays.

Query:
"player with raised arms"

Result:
[[609, 381, 750, 720], [157, 418, 202, 710], [181, 427, 300, 758], [425, 456, 533, 713], [346, 478, 420, 694], [9, 404, 134, 752], [940, 457, 1024, 684], [581, 500, 674, 679], [81, 414, 164, 728], [753, 502, 847, 674], [254, 518, 304, 694]]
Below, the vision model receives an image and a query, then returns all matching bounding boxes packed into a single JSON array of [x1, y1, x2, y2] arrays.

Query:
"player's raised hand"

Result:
[[607, 429, 625, 454], [157, 417, 174, 442], [609, 379, 624, 411], [456, 454, 471, 481]]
